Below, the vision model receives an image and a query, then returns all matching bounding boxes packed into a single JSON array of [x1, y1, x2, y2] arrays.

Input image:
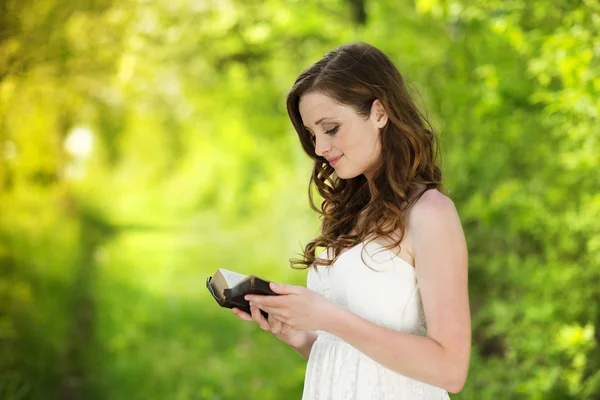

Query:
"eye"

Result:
[[325, 126, 339, 135]]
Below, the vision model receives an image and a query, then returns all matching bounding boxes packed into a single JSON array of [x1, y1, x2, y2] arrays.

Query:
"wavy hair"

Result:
[[286, 41, 443, 271]]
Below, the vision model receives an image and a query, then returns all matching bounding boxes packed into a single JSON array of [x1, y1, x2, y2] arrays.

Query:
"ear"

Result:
[[370, 99, 388, 129]]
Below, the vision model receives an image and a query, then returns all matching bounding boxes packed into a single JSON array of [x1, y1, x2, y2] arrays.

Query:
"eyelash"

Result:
[[311, 126, 339, 140], [326, 126, 339, 135]]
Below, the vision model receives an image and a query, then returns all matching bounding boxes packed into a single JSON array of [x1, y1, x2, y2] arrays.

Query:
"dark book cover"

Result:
[[206, 275, 278, 319]]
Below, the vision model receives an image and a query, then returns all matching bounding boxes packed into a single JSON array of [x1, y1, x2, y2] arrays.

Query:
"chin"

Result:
[[334, 170, 361, 180]]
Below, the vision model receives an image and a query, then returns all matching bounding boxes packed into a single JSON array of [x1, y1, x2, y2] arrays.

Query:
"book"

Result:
[[206, 268, 278, 319]]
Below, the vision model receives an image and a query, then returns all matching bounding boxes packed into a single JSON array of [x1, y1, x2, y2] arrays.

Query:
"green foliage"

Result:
[[0, 0, 598, 398]]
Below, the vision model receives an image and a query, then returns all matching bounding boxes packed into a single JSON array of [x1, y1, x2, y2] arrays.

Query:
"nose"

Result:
[[314, 134, 331, 157]]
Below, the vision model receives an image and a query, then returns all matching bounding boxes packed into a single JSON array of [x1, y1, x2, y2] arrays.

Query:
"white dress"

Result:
[[302, 240, 451, 400]]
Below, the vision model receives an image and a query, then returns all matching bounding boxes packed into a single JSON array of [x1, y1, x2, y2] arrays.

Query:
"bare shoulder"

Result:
[[401, 189, 462, 260], [407, 189, 460, 230]]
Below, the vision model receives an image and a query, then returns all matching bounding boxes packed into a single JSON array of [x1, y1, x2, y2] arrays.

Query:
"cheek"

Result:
[[336, 136, 351, 151], [340, 129, 376, 157], [335, 127, 360, 152], [364, 128, 381, 154]]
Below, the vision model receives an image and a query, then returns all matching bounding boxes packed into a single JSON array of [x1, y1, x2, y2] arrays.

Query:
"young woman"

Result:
[[233, 41, 471, 399]]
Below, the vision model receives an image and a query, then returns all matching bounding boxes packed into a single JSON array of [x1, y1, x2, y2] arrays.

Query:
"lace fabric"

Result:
[[302, 241, 451, 400]]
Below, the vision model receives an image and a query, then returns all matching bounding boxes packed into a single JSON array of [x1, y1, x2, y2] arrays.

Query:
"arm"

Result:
[[324, 191, 471, 393], [291, 330, 319, 359], [234, 305, 319, 360]]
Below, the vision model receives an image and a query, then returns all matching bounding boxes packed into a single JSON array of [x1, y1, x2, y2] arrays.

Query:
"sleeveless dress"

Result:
[[301, 240, 451, 400]]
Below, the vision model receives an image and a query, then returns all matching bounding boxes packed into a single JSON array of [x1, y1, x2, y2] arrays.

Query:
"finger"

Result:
[[268, 316, 283, 334], [232, 307, 253, 321], [281, 323, 294, 335], [268, 313, 286, 325], [252, 304, 279, 315], [245, 295, 285, 309], [269, 282, 304, 295], [250, 303, 271, 331], [244, 294, 281, 307]]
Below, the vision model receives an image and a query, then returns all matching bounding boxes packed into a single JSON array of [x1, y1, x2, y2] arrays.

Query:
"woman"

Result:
[[233, 41, 471, 399]]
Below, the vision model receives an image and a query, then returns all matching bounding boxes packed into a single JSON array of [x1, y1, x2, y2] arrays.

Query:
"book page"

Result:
[[218, 268, 248, 287]]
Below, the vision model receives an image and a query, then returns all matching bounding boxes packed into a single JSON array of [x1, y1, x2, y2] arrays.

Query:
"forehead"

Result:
[[299, 92, 348, 126]]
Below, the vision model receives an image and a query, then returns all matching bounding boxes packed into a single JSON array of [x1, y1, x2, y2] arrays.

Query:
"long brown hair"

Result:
[[286, 41, 443, 270]]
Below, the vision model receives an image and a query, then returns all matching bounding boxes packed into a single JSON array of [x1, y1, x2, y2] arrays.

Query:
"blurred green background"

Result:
[[1, 0, 599, 399]]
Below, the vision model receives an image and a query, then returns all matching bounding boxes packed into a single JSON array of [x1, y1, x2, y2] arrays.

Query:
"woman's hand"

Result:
[[244, 282, 344, 332], [231, 304, 307, 349]]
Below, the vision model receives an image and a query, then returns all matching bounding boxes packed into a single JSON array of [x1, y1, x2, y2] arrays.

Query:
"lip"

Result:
[[328, 155, 342, 166]]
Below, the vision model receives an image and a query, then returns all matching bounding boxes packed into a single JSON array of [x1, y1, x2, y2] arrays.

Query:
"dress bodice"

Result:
[[302, 240, 451, 400], [308, 240, 427, 336]]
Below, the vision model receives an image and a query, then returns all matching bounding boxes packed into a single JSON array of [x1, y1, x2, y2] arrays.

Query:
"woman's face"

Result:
[[299, 91, 388, 180]]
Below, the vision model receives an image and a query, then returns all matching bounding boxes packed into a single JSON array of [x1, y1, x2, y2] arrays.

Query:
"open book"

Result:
[[206, 268, 278, 318]]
